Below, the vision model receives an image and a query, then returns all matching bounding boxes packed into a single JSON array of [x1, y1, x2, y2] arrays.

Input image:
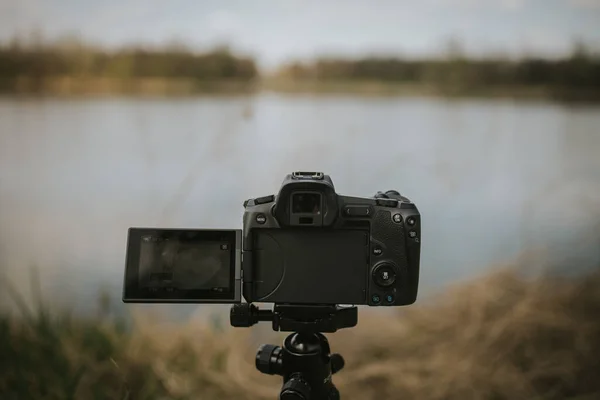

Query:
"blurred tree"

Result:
[[0, 38, 258, 93], [274, 39, 600, 98]]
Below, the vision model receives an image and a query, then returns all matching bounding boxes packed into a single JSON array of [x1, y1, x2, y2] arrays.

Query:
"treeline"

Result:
[[276, 50, 600, 92], [2, 36, 600, 98], [0, 39, 257, 93]]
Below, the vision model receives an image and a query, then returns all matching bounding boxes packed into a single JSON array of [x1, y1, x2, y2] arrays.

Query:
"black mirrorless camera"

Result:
[[123, 172, 421, 399], [123, 172, 421, 308]]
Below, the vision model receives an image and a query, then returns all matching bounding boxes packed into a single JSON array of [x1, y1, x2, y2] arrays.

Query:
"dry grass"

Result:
[[1, 268, 599, 400]]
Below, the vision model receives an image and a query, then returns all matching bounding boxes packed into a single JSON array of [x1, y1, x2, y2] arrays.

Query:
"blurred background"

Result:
[[1, 1, 600, 399]]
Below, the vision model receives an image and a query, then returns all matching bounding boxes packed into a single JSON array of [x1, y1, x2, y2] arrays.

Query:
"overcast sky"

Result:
[[1, 0, 599, 68]]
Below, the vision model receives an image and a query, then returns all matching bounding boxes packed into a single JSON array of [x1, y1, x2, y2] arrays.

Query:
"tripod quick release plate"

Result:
[[230, 304, 358, 333]]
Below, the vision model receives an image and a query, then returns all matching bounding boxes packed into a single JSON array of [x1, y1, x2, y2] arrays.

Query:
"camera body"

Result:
[[241, 172, 420, 306], [123, 172, 420, 307]]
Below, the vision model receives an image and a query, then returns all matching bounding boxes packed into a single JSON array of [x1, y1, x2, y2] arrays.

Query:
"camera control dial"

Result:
[[376, 198, 398, 207], [372, 263, 397, 288]]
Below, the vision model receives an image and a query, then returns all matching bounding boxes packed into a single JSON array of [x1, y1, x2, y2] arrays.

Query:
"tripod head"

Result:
[[230, 304, 357, 400]]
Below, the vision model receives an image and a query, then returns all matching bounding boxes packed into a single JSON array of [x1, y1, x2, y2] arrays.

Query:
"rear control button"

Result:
[[393, 214, 402, 223], [376, 198, 399, 207], [371, 294, 381, 304], [385, 294, 394, 304], [373, 245, 383, 256], [407, 217, 416, 226], [256, 214, 267, 224], [373, 264, 397, 287], [409, 230, 418, 239]]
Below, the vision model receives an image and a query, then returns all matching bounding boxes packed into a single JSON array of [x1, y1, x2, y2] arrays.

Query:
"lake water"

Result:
[[1, 93, 599, 316]]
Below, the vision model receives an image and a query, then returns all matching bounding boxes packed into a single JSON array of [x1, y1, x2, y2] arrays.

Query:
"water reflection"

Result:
[[0, 94, 599, 315]]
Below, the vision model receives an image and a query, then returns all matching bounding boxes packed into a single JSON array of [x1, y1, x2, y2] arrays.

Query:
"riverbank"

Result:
[[262, 78, 600, 102], [2, 77, 599, 103], [0, 76, 258, 96], [2, 267, 599, 399]]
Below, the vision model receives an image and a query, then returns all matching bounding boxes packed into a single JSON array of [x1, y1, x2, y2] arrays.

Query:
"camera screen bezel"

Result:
[[123, 228, 241, 303]]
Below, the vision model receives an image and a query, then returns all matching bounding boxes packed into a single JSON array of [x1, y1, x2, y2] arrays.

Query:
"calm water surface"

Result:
[[1, 93, 599, 315]]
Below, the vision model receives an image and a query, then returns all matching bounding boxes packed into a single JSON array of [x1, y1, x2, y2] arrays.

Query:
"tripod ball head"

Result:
[[233, 305, 355, 399], [255, 332, 343, 400]]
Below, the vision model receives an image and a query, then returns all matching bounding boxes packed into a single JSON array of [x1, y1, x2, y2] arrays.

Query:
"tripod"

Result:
[[231, 304, 358, 400]]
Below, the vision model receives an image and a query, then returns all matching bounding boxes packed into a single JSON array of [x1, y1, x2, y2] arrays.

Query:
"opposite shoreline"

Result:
[[1, 76, 599, 103]]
